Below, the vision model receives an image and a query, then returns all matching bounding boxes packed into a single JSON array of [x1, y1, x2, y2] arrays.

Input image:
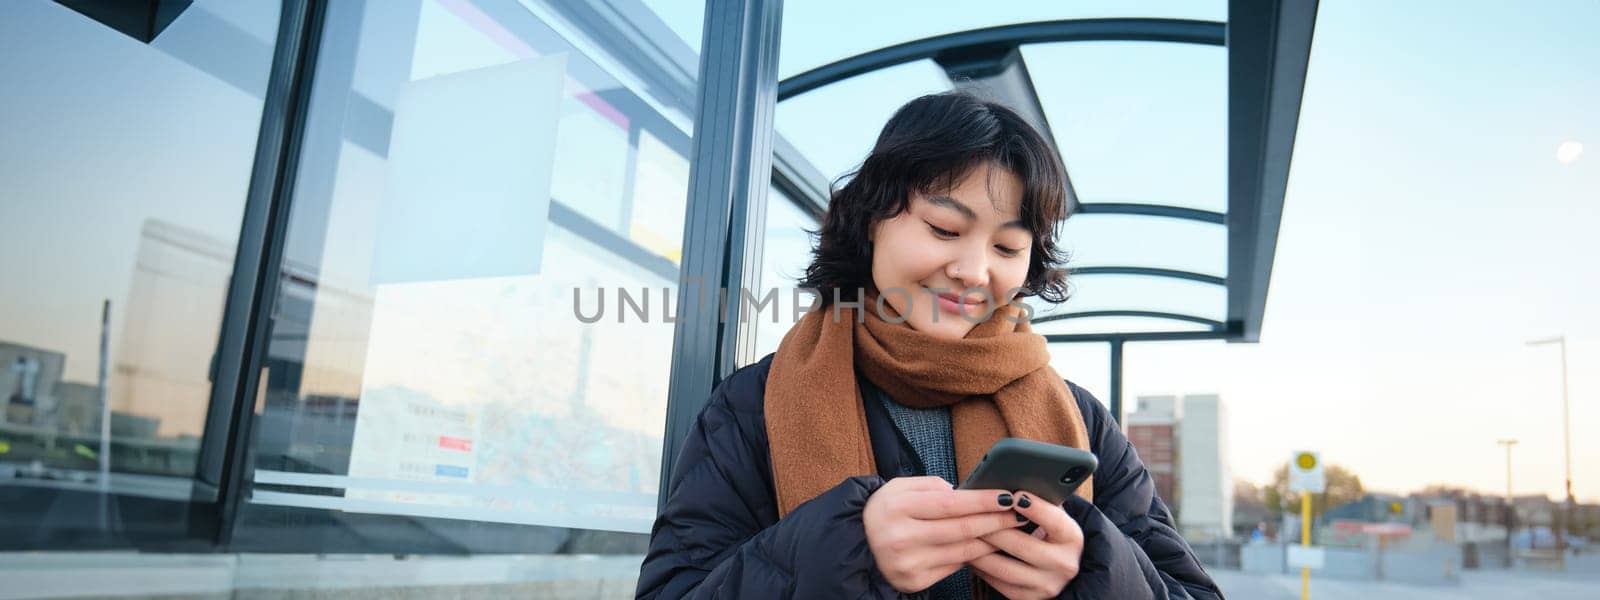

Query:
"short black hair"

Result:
[[799, 91, 1071, 306]]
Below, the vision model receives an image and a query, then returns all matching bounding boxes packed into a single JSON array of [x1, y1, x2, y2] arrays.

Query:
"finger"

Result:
[[894, 475, 956, 492], [986, 527, 1082, 587], [919, 510, 1029, 545], [970, 552, 1052, 592], [924, 537, 999, 569], [904, 489, 1015, 520], [973, 569, 1032, 600], [1013, 493, 1084, 548], [981, 528, 1056, 567]]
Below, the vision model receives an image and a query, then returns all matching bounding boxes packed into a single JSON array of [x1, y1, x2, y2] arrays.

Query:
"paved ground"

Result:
[[1211, 568, 1598, 600]]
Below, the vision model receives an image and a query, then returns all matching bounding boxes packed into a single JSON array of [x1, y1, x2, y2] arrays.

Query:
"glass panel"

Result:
[[776, 59, 951, 183], [0, 0, 278, 547], [1027, 42, 1227, 211], [750, 189, 819, 362], [1060, 213, 1227, 277], [779, 0, 1225, 78], [233, 0, 702, 555], [639, 0, 706, 55], [1033, 274, 1226, 323], [1046, 344, 1111, 409]]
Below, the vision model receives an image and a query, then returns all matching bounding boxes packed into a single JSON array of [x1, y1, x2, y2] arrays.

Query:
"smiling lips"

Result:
[[932, 289, 991, 317]]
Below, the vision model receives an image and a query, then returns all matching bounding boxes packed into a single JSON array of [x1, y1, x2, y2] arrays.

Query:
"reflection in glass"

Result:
[[751, 189, 819, 361], [240, 0, 701, 544], [0, 0, 278, 500]]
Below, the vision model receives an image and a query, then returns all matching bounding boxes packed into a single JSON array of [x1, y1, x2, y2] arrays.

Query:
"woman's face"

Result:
[[868, 163, 1033, 340]]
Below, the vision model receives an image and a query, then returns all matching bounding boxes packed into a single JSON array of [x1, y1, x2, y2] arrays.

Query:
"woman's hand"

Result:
[[970, 493, 1084, 599], [863, 476, 1023, 593]]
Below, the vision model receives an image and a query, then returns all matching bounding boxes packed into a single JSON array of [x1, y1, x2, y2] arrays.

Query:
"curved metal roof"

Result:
[[769, 1, 1319, 344]]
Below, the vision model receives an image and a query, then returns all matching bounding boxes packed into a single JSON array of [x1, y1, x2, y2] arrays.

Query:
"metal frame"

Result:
[[764, 5, 1313, 423], [777, 18, 1227, 218], [1075, 202, 1226, 225], [934, 45, 1080, 211], [1032, 310, 1226, 330], [1070, 266, 1225, 287], [1057, 0, 1316, 421], [1227, 0, 1319, 343], [936, 46, 1056, 147], [1044, 330, 1234, 344], [779, 18, 1226, 101], [658, 0, 784, 507], [199, 0, 326, 547], [771, 134, 830, 219], [769, 18, 1236, 427], [1034, 306, 1232, 426], [538, 0, 701, 112]]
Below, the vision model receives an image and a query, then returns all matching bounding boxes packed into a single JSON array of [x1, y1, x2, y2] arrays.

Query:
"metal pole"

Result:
[[1558, 338, 1573, 549], [1527, 335, 1572, 554], [97, 299, 111, 529], [1108, 337, 1124, 425], [658, 0, 784, 508], [1300, 489, 1311, 600], [1498, 438, 1517, 568]]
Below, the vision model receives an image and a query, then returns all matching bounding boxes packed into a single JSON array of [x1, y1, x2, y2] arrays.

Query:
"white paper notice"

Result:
[[371, 54, 565, 284]]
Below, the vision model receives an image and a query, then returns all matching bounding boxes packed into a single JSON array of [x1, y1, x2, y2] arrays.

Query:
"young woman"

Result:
[[636, 92, 1222, 599]]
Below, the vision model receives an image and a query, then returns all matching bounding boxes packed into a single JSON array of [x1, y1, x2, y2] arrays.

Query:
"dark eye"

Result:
[[927, 223, 958, 238], [995, 245, 1023, 257]]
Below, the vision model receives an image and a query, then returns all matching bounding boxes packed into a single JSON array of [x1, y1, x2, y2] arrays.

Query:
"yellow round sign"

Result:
[[1296, 453, 1317, 470]]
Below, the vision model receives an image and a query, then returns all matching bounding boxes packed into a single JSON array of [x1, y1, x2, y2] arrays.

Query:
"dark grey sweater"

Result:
[[864, 380, 972, 600]]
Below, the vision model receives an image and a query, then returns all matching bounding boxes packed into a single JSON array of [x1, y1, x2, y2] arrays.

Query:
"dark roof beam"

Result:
[[1031, 309, 1225, 330], [1226, 0, 1319, 342], [934, 45, 1079, 210], [1044, 329, 1232, 343]]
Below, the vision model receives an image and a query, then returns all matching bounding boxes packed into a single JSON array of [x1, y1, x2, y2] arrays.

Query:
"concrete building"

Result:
[[1127, 393, 1233, 543], [1126, 396, 1179, 510], [1179, 394, 1232, 542]]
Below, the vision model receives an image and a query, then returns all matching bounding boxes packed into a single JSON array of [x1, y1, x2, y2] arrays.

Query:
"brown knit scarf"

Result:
[[764, 291, 1094, 518]]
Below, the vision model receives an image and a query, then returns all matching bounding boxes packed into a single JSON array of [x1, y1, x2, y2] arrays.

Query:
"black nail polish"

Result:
[[1018, 494, 1032, 509], [998, 493, 1013, 507], [1016, 513, 1028, 523]]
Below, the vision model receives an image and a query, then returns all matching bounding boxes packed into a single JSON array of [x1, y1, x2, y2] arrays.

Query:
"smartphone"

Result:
[[958, 437, 1098, 506]]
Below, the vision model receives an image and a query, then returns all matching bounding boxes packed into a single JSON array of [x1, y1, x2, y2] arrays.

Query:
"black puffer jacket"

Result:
[[636, 354, 1223, 599]]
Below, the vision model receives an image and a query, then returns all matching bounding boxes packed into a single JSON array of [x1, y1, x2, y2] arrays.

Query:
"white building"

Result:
[[1176, 394, 1232, 542]]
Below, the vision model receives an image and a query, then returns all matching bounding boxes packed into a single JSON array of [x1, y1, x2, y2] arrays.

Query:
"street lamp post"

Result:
[[1497, 438, 1518, 566], [1526, 335, 1574, 554]]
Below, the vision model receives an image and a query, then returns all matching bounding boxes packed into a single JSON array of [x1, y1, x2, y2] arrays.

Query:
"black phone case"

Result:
[[958, 437, 1098, 505]]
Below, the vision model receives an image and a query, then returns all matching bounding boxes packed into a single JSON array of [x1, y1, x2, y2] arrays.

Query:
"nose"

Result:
[[946, 247, 990, 291]]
